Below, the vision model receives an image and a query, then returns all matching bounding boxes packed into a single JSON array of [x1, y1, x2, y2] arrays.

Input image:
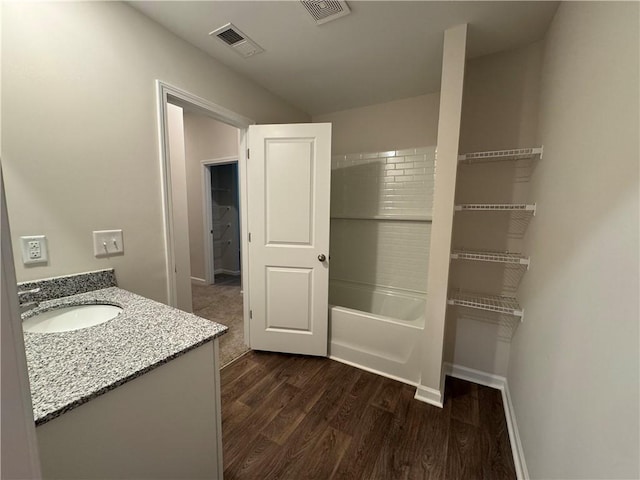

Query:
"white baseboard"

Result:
[[190, 277, 207, 285], [414, 384, 443, 408], [444, 362, 528, 480], [213, 269, 241, 276], [444, 362, 506, 390], [328, 355, 419, 387], [502, 378, 529, 480]]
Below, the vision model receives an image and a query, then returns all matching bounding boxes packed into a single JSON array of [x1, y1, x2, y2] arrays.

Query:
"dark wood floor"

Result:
[[221, 351, 516, 480]]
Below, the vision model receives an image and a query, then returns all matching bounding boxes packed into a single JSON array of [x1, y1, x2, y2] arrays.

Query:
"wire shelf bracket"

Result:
[[458, 146, 543, 164], [448, 292, 524, 321], [450, 250, 530, 268]]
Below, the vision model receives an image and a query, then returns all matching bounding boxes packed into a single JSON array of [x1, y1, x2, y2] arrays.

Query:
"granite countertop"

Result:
[[22, 286, 227, 426]]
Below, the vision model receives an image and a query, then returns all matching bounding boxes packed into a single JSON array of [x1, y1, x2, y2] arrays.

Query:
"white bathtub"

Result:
[[329, 280, 425, 385]]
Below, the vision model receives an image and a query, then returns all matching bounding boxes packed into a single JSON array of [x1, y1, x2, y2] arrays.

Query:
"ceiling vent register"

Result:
[[300, 0, 351, 25], [209, 23, 264, 58]]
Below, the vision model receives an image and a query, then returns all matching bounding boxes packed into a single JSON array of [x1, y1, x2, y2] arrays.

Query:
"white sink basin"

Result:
[[23, 304, 123, 333]]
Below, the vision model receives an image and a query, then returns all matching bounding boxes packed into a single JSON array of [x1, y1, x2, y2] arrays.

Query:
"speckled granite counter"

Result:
[[22, 286, 227, 425]]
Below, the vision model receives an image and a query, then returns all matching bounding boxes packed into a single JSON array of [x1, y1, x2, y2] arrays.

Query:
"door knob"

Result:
[[318, 254, 326, 262]]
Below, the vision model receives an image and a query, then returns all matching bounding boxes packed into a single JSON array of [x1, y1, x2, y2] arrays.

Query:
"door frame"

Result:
[[201, 156, 239, 285], [1, 164, 42, 478], [156, 81, 253, 345]]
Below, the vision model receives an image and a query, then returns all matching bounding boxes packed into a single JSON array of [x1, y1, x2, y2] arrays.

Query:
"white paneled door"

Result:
[[247, 123, 331, 356]]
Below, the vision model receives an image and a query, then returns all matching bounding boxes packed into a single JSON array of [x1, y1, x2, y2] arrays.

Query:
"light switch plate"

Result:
[[93, 230, 124, 257], [20, 235, 48, 265]]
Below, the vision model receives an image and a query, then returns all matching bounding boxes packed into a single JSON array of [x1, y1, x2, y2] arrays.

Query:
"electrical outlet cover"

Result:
[[20, 235, 48, 265]]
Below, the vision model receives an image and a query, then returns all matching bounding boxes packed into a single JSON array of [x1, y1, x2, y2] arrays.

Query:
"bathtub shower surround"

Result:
[[330, 281, 425, 384], [330, 220, 431, 293], [329, 146, 435, 294], [331, 147, 435, 220], [328, 146, 435, 384]]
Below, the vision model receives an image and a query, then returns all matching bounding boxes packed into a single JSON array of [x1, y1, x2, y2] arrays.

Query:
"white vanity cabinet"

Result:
[[36, 340, 224, 479]]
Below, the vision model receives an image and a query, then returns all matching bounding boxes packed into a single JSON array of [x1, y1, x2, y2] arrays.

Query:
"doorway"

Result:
[[158, 81, 332, 363], [157, 81, 253, 367], [178, 110, 248, 367], [196, 156, 248, 366], [204, 160, 241, 285]]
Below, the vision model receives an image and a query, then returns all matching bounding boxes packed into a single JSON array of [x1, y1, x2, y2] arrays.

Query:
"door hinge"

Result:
[[248, 232, 251, 242], [247, 148, 250, 159], [249, 309, 253, 319]]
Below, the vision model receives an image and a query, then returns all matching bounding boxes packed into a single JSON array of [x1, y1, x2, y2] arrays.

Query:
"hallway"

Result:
[[192, 275, 248, 367]]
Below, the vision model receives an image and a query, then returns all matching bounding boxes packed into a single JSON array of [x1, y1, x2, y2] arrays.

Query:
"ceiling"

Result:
[[129, 1, 558, 116]]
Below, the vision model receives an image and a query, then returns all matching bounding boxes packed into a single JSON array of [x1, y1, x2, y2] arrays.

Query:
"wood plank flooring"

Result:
[[221, 351, 516, 480]]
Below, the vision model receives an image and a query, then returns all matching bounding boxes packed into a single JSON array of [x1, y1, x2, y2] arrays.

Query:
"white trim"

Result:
[[329, 355, 419, 387], [190, 277, 207, 286], [238, 128, 251, 348], [214, 269, 241, 276], [155, 81, 178, 306], [202, 156, 238, 166], [1, 166, 42, 477], [201, 156, 239, 285], [444, 363, 528, 480], [414, 384, 443, 408], [159, 81, 253, 129], [155, 80, 253, 345], [502, 378, 529, 480], [201, 162, 213, 284], [444, 362, 506, 390]]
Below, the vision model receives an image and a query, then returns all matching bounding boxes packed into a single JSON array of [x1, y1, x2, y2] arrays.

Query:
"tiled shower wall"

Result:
[[331, 147, 436, 218], [329, 147, 435, 293]]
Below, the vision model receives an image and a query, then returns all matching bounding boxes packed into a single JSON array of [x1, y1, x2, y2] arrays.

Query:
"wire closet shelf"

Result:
[[450, 250, 530, 267], [448, 292, 524, 321], [458, 146, 543, 164], [454, 203, 536, 214]]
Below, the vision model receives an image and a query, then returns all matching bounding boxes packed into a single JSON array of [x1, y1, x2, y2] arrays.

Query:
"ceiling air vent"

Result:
[[300, 0, 351, 25], [209, 23, 264, 58], [216, 28, 245, 46]]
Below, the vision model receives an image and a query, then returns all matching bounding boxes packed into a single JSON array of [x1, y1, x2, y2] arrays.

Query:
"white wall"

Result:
[[183, 113, 238, 281], [2, 2, 308, 302], [312, 93, 440, 154], [509, 3, 639, 478], [417, 24, 467, 405], [445, 42, 544, 376]]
